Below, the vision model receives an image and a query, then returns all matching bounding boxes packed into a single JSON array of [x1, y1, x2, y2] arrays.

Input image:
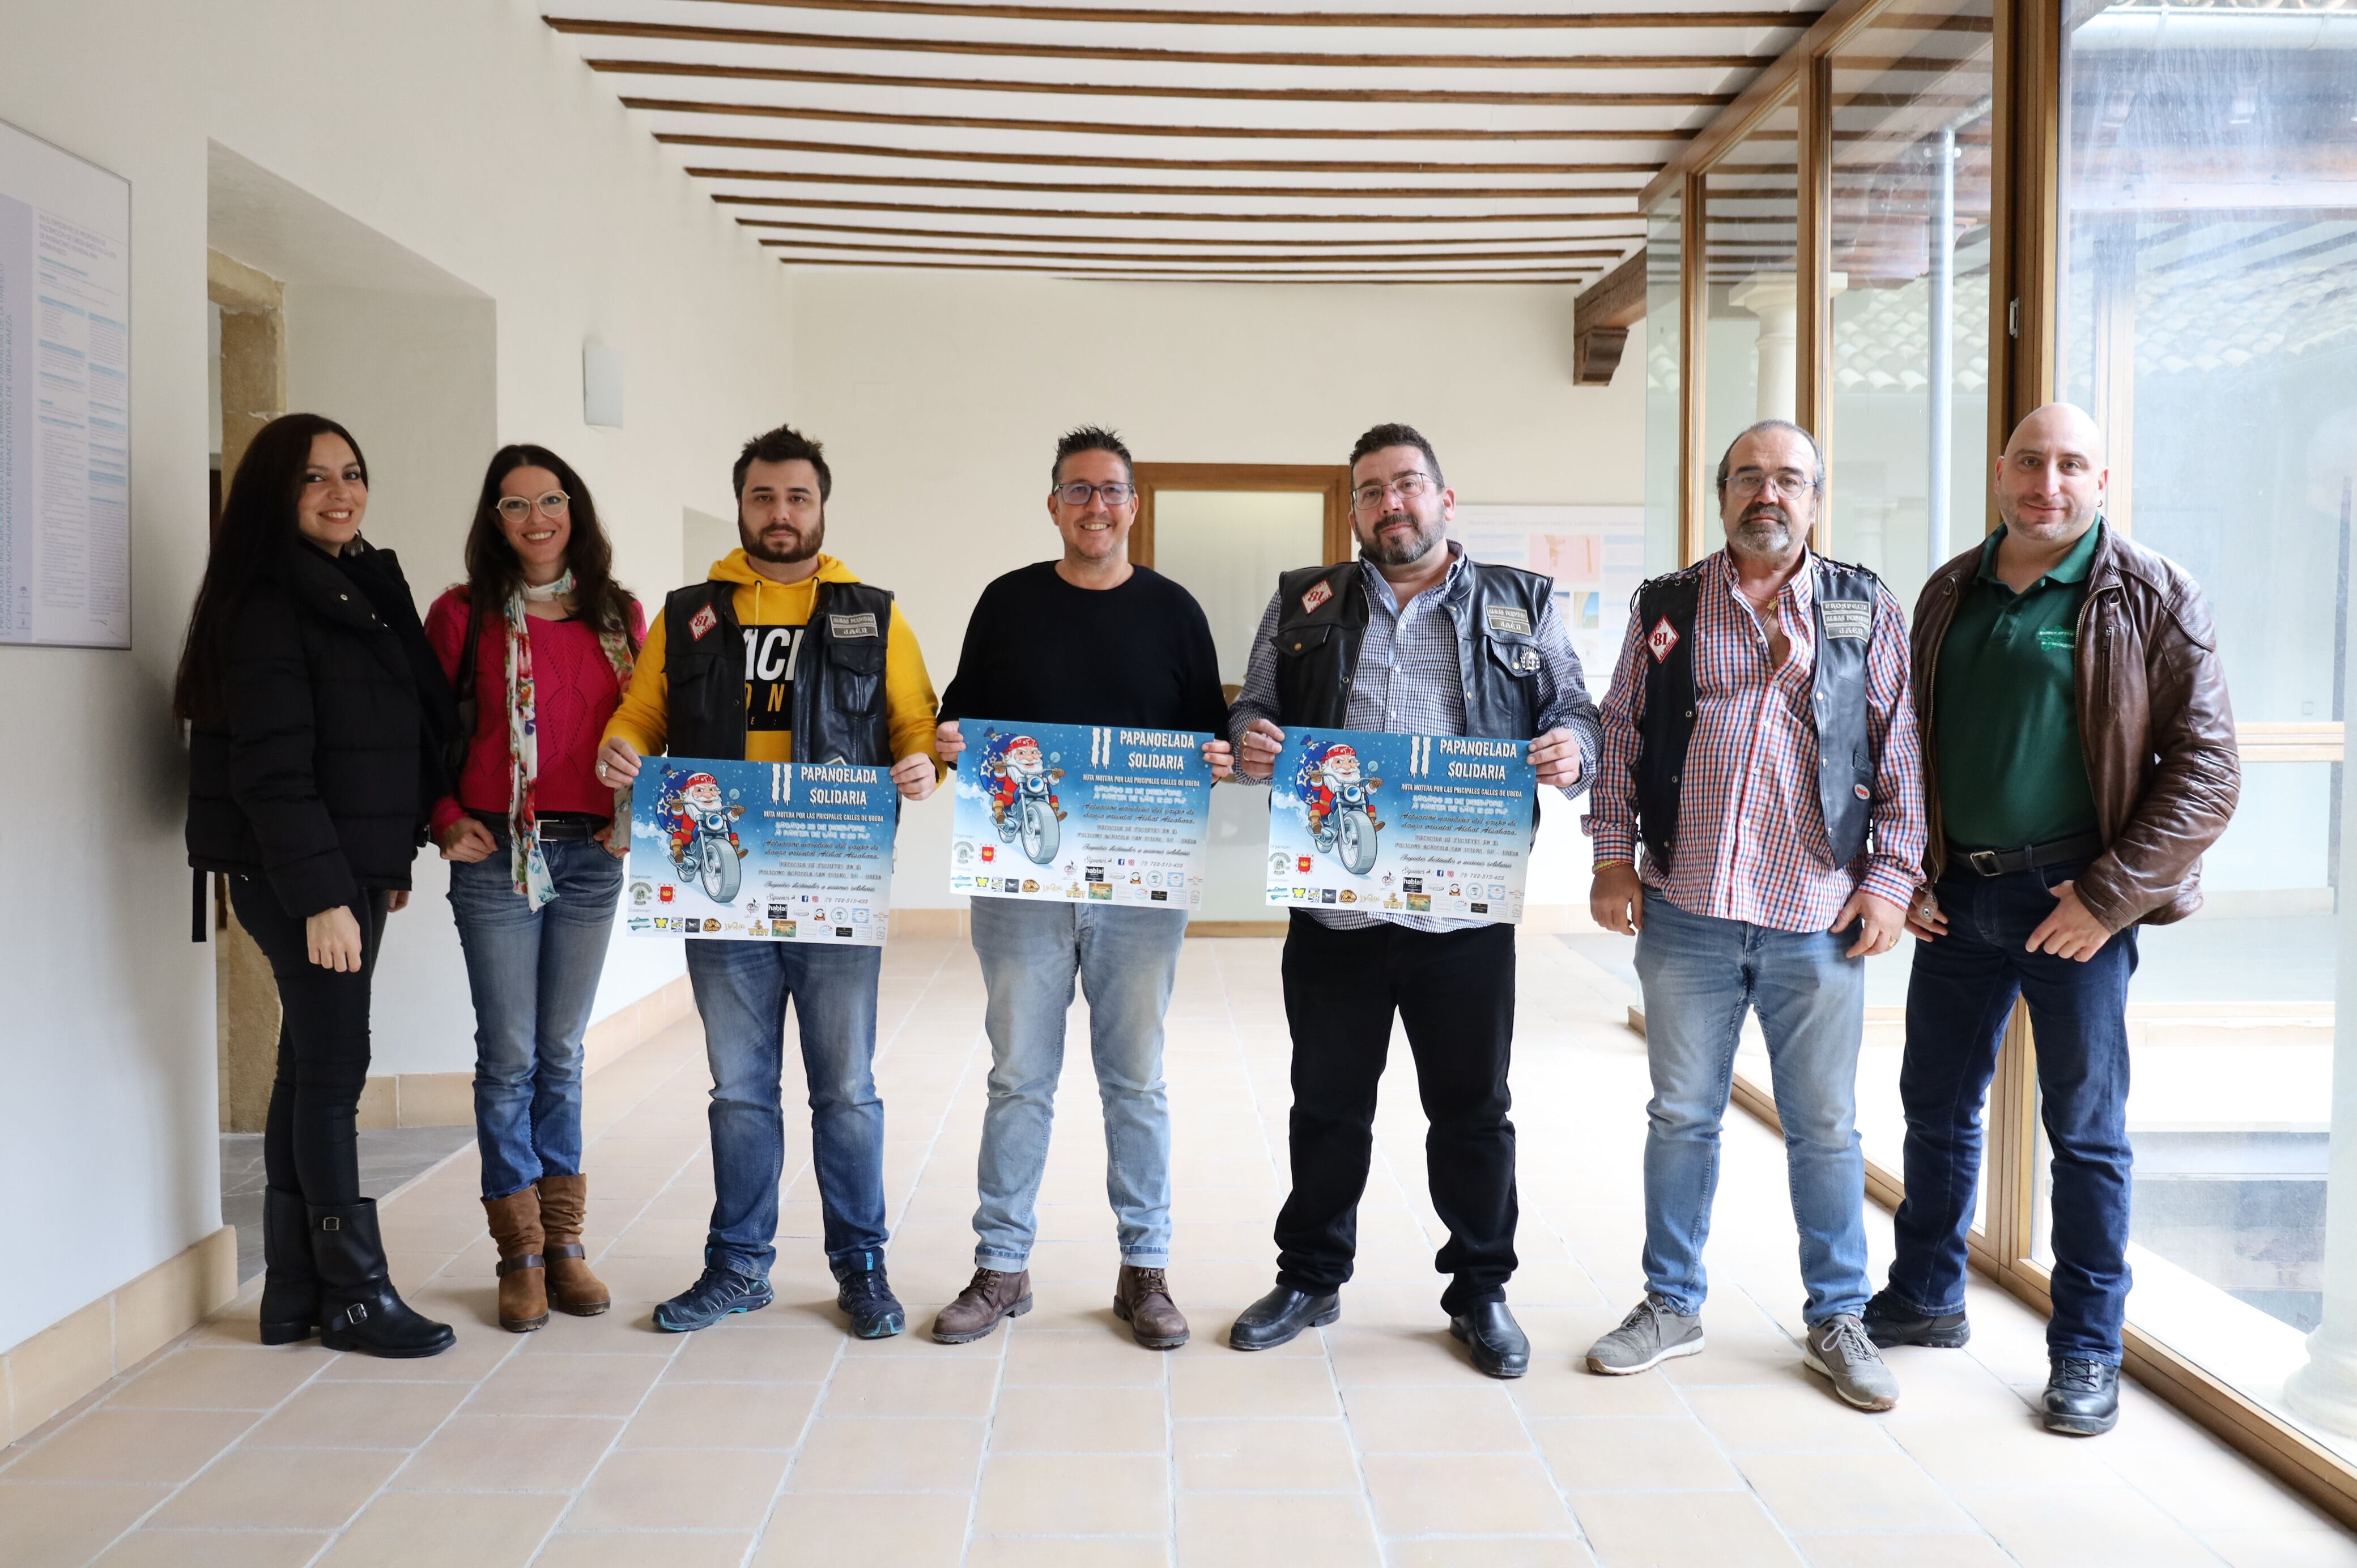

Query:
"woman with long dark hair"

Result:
[[425, 445, 643, 1332], [180, 413, 458, 1358]]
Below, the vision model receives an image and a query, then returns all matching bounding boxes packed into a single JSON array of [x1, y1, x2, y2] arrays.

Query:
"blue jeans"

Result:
[[447, 830, 624, 1199], [969, 898, 1185, 1271], [684, 938, 887, 1279], [1633, 890, 1871, 1326], [1886, 857, 2138, 1363]]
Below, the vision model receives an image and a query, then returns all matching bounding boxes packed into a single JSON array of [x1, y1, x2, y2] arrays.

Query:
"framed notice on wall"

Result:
[[1450, 504, 1644, 697], [0, 118, 130, 649]]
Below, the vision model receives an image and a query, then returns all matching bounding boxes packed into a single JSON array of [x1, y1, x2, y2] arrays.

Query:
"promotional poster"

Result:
[[626, 756, 895, 945], [1265, 727, 1535, 923], [949, 719, 1214, 910]]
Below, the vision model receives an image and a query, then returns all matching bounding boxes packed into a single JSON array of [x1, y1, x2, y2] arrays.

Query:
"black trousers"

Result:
[[1274, 912, 1519, 1314], [229, 876, 392, 1208]]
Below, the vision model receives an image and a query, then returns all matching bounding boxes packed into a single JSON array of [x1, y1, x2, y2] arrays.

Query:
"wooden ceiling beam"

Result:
[[544, 18, 1772, 70], [688, 165, 1649, 199], [716, 192, 1650, 225], [623, 96, 1704, 141], [759, 236, 1623, 263], [737, 216, 1637, 249], [587, 58, 1738, 106], [700, 1, 1818, 29], [1572, 248, 1649, 384], [659, 132, 1663, 176], [777, 254, 1596, 279]]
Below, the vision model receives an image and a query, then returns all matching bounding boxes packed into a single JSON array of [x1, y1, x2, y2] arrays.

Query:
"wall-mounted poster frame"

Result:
[[0, 117, 131, 650]]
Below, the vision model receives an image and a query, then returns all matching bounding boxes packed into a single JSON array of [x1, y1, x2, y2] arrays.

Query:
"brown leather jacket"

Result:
[[1910, 523, 2239, 931]]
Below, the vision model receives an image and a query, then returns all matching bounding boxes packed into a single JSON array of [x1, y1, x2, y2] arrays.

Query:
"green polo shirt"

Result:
[[1934, 521, 2103, 850]]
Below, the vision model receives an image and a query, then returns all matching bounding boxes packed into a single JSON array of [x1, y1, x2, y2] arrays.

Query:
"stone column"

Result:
[[1729, 270, 1848, 427]]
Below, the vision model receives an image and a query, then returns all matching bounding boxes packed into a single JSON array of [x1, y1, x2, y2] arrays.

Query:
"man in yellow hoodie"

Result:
[[597, 424, 938, 1339]]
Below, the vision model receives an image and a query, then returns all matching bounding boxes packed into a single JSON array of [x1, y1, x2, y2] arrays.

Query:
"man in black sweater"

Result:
[[930, 426, 1234, 1350]]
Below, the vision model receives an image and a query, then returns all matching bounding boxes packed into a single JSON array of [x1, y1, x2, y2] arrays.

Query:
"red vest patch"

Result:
[[1645, 616, 1681, 664], [1300, 581, 1334, 614], [688, 605, 720, 642]]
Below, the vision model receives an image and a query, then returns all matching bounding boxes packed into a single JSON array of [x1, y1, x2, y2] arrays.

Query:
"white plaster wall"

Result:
[[789, 269, 1647, 908], [0, 0, 792, 1352]]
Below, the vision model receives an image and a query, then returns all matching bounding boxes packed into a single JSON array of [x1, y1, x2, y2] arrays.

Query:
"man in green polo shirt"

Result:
[[1861, 403, 2240, 1437]]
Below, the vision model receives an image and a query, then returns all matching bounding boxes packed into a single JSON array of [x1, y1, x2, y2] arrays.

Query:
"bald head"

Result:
[[1996, 401, 2108, 542]]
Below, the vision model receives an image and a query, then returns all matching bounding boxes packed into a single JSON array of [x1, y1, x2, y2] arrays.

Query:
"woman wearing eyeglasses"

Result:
[[425, 446, 644, 1332]]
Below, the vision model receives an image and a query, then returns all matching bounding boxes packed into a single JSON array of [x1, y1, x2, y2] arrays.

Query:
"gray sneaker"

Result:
[[1803, 1314, 1900, 1411], [1585, 1294, 1705, 1375]]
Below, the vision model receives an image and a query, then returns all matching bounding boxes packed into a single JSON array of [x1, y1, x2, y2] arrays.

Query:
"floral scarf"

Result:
[[505, 574, 636, 907]]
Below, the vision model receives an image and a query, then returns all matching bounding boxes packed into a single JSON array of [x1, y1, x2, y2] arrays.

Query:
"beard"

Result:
[[1359, 508, 1445, 568], [1729, 502, 1799, 559], [742, 508, 824, 565]]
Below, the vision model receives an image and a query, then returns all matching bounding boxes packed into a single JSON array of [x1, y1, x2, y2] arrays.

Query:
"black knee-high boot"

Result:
[[258, 1188, 321, 1345], [308, 1199, 456, 1358]]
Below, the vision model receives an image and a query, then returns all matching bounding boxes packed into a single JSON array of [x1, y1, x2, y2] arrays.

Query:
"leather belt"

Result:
[[469, 809, 606, 842], [1948, 831, 2104, 877]]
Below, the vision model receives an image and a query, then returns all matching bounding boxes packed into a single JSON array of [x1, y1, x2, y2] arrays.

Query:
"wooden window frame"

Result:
[[1126, 462, 1354, 572], [1639, 0, 2357, 1527]]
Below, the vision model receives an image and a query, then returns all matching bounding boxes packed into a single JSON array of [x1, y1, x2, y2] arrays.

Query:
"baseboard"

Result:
[[3, 1226, 238, 1443], [353, 975, 698, 1130]]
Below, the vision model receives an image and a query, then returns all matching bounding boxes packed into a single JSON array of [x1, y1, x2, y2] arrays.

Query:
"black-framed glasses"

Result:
[[494, 491, 570, 523], [1054, 481, 1137, 507], [1351, 472, 1436, 514]]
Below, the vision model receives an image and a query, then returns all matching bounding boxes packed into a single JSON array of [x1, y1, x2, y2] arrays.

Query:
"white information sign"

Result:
[[0, 119, 131, 649]]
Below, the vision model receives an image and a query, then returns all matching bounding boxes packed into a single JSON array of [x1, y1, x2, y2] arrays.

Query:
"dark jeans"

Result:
[[1886, 857, 2138, 1363], [1274, 913, 1518, 1315], [231, 875, 394, 1208]]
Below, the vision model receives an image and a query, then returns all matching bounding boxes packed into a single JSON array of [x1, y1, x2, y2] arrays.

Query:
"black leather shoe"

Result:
[[1449, 1302, 1530, 1379], [1228, 1284, 1339, 1350], [2042, 1356, 2120, 1435], [1862, 1288, 1970, 1350], [258, 1187, 321, 1346], [308, 1200, 456, 1359]]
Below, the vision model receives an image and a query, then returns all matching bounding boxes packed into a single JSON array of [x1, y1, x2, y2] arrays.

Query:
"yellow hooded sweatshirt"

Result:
[[603, 549, 938, 768]]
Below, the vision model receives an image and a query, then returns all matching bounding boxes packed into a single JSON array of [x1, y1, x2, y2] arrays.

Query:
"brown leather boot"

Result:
[[1115, 1264, 1190, 1349], [482, 1188, 549, 1332], [931, 1267, 1032, 1344], [535, 1173, 611, 1317]]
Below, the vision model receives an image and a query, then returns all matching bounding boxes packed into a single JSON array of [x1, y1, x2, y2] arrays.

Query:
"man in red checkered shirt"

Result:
[[1579, 419, 1926, 1413]]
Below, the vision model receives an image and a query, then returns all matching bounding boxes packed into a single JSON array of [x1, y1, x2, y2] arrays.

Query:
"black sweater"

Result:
[[185, 540, 457, 918], [938, 562, 1231, 736]]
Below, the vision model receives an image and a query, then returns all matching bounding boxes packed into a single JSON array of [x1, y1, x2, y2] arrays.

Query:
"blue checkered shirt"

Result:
[[1230, 543, 1601, 932]]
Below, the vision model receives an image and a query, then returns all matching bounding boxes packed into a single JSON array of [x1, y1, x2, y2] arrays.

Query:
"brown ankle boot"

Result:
[[535, 1172, 610, 1316], [483, 1188, 550, 1332], [1115, 1264, 1190, 1349], [931, 1267, 1032, 1344]]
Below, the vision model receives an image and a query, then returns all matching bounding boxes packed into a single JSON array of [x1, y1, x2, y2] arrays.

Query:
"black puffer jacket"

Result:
[[186, 539, 458, 918]]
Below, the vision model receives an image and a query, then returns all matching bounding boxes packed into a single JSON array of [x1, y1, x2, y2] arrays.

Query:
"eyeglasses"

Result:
[[1724, 469, 1818, 499], [1054, 481, 1137, 507], [1351, 472, 1436, 514], [495, 491, 571, 523]]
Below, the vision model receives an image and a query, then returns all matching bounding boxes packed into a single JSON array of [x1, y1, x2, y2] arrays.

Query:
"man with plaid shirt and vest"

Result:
[[1584, 419, 1926, 1411], [1226, 422, 1601, 1379]]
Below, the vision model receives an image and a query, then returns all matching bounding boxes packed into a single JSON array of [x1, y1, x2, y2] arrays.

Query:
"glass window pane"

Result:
[[1645, 193, 1684, 573], [2052, 2, 2357, 1441], [1703, 99, 1802, 478], [1828, 0, 1997, 1201]]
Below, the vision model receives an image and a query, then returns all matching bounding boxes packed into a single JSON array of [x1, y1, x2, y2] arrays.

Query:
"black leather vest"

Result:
[[1270, 558, 1552, 740], [662, 578, 896, 765], [1631, 555, 1880, 871]]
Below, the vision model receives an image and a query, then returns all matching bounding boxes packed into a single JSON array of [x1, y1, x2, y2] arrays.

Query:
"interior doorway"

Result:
[[1129, 463, 1352, 935]]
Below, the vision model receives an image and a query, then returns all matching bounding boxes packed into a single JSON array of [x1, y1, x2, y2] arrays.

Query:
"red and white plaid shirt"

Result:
[[1583, 549, 1925, 932]]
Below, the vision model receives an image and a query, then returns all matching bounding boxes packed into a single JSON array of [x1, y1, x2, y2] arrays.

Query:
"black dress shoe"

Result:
[[1228, 1284, 1339, 1350], [1861, 1288, 1970, 1349], [1449, 1302, 1530, 1379], [2042, 1356, 2120, 1435]]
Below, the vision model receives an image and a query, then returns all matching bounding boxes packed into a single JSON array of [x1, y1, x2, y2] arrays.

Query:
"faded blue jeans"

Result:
[[969, 898, 1186, 1271], [684, 938, 887, 1280], [1633, 890, 1872, 1327], [447, 829, 624, 1199]]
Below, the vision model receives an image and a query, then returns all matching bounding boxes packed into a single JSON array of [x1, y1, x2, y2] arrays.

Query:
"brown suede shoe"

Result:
[[535, 1173, 611, 1317], [482, 1188, 549, 1332], [931, 1267, 1032, 1344], [1114, 1265, 1190, 1349]]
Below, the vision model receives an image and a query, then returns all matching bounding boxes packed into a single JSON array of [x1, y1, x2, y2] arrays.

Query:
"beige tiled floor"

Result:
[[5, 935, 2356, 1567]]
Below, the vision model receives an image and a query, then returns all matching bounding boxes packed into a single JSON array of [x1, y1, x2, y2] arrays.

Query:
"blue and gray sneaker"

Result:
[[836, 1254, 905, 1339], [653, 1265, 774, 1332]]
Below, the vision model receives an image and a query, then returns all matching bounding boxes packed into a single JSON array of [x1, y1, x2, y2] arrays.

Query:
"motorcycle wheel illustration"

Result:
[[1018, 784, 1060, 866], [1335, 803, 1379, 876], [684, 828, 741, 902]]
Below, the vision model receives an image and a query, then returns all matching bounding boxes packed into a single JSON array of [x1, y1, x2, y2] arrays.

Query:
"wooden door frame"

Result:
[[1128, 462, 1354, 572]]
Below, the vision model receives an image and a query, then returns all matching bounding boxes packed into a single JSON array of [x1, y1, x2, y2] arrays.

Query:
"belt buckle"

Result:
[[1966, 849, 2002, 877]]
